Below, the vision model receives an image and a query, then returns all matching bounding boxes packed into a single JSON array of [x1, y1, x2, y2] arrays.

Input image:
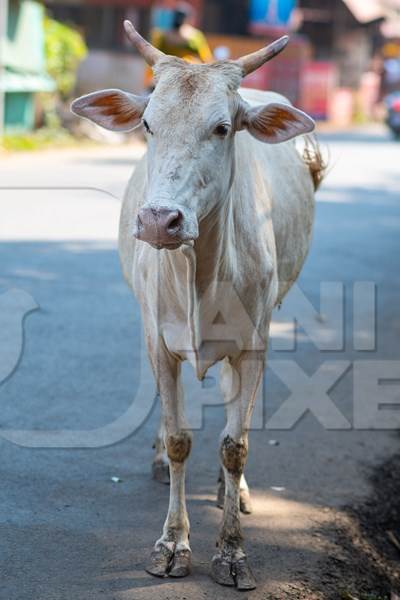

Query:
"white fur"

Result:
[[116, 60, 315, 570], [70, 40, 318, 580]]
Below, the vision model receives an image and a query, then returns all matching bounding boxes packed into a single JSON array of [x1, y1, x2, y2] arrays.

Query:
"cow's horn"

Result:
[[236, 35, 289, 76], [123, 20, 165, 67]]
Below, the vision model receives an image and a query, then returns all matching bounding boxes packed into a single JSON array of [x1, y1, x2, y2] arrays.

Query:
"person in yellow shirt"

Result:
[[145, 4, 213, 87]]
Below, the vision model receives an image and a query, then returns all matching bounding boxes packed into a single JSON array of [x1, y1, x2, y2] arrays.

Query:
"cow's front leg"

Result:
[[146, 356, 192, 579], [211, 353, 264, 590]]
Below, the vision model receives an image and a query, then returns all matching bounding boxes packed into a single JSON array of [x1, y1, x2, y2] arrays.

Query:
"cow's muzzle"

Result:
[[134, 206, 196, 250]]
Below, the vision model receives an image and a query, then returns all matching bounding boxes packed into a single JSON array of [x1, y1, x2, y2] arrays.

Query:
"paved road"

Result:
[[0, 127, 399, 599]]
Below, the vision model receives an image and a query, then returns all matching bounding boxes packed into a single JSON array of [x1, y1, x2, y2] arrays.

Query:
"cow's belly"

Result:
[[275, 222, 313, 303], [148, 280, 269, 380], [163, 322, 237, 379]]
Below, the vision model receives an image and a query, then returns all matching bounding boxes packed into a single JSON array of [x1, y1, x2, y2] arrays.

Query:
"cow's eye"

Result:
[[143, 119, 153, 135], [214, 124, 230, 137]]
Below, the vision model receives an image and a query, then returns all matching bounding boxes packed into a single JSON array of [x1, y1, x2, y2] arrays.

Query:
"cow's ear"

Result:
[[71, 89, 148, 132], [242, 102, 315, 144]]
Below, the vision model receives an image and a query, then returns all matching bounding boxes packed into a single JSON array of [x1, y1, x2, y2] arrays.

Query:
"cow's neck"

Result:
[[160, 150, 241, 378], [179, 189, 235, 379], [194, 199, 231, 293]]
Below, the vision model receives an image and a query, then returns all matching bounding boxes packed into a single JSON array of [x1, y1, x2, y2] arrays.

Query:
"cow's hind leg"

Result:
[[146, 355, 192, 579], [217, 362, 253, 514], [211, 354, 264, 590], [216, 468, 253, 514], [152, 417, 170, 485]]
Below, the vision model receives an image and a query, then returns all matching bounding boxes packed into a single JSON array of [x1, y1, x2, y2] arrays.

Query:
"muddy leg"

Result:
[[211, 353, 264, 590], [146, 356, 192, 579]]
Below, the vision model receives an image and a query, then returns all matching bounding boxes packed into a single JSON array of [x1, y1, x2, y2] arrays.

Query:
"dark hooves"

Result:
[[211, 555, 257, 590], [169, 549, 192, 578], [152, 459, 170, 485], [233, 558, 257, 590], [146, 545, 174, 577], [146, 545, 191, 579], [211, 555, 235, 587]]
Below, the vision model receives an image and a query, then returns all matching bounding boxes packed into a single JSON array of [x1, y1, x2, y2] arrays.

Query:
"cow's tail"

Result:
[[302, 134, 326, 191]]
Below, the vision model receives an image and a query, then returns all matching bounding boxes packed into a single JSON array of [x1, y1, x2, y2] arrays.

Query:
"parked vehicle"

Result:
[[385, 92, 400, 139]]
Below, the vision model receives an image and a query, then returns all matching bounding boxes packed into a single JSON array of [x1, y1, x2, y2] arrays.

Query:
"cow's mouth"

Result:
[[149, 241, 183, 251]]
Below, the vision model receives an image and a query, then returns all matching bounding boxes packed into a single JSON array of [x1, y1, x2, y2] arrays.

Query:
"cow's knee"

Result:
[[220, 435, 248, 478], [166, 431, 192, 463]]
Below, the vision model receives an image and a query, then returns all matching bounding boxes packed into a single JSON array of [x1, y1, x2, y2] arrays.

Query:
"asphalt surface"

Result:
[[0, 126, 399, 599]]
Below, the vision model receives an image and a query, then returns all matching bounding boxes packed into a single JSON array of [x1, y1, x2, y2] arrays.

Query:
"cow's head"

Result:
[[72, 21, 314, 250]]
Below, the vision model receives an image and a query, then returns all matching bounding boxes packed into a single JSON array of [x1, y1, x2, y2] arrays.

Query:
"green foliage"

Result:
[[44, 16, 87, 100], [2, 127, 75, 151]]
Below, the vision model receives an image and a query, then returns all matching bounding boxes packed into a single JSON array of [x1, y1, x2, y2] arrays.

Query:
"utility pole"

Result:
[[0, 0, 8, 141]]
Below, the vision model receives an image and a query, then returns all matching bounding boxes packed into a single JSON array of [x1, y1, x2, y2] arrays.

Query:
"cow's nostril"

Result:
[[167, 217, 180, 231], [166, 210, 183, 234], [135, 207, 186, 245]]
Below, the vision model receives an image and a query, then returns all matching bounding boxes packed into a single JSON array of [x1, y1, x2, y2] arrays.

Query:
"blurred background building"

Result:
[[1, 0, 400, 137], [0, 0, 55, 132]]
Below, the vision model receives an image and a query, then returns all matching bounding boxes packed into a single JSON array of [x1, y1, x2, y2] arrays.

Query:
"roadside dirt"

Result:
[[277, 452, 400, 600]]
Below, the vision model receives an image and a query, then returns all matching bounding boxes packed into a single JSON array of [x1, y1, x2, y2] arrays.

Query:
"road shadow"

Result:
[[1, 165, 399, 599]]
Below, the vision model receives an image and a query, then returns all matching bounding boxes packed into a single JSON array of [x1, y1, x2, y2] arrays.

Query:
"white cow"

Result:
[[72, 21, 323, 590]]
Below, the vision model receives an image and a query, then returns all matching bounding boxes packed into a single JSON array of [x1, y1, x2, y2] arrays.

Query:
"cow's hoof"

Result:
[[211, 554, 235, 586], [211, 554, 257, 590], [169, 548, 192, 578], [239, 488, 253, 515], [145, 544, 174, 577], [146, 544, 192, 578], [216, 480, 253, 514], [233, 557, 257, 590], [152, 459, 170, 485]]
